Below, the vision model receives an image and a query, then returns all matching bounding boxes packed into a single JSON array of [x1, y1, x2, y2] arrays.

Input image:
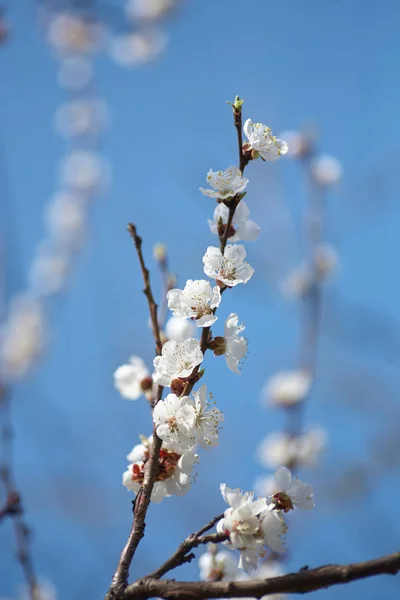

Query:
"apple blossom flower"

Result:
[[190, 385, 223, 448], [200, 167, 248, 201], [153, 338, 203, 386], [203, 245, 254, 287], [123, 435, 198, 502], [271, 466, 314, 511], [257, 428, 326, 469], [165, 316, 196, 341], [263, 370, 312, 407], [208, 201, 260, 243], [199, 549, 238, 581], [243, 119, 288, 161], [153, 393, 196, 450], [210, 314, 247, 374], [167, 280, 221, 327], [217, 484, 286, 572], [114, 356, 152, 400], [311, 154, 342, 186]]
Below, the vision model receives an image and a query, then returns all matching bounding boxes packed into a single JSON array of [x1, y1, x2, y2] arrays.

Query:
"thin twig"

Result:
[[145, 513, 225, 580], [125, 550, 400, 599], [127, 223, 163, 356]]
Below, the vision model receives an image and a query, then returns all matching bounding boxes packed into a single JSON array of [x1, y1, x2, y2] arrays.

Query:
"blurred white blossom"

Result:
[[126, 0, 177, 21], [57, 57, 93, 90], [110, 30, 167, 67], [199, 549, 238, 581], [45, 192, 86, 247], [263, 370, 312, 407], [165, 316, 196, 341], [54, 99, 108, 138], [29, 243, 71, 295], [114, 356, 151, 400], [60, 151, 109, 193], [311, 154, 342, 186], [257, 429, 327, 469]]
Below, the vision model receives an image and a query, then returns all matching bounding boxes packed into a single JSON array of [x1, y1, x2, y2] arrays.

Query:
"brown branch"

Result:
[[127, 223, 163, 356], [106, 229, 165, 598], [0, 389, 37, 599], [145, 513, 225, 580], [124, 550, 400, 599]]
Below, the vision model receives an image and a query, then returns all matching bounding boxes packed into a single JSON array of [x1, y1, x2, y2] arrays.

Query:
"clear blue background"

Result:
[[1, 0, 400, 598]]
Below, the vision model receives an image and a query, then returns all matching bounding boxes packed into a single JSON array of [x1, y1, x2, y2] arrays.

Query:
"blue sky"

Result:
[[1, 0, 400, 598]]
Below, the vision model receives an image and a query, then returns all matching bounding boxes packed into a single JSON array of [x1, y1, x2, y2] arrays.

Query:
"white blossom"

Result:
[[153, 393, 196, 450], [200, 167, 248, 201], [243, 119, 288, 161], [29, 244, 71, 296], [208, 201, 260, 242], [314, 243, 338, 279], [114, 356, 151, 400], [165, 316, 196, 341], [263, 370, 312, 407], [57, 57, 93, 91], [167, 280, 221, 327], [0, 296, 46, 380], [257, 428, 326, 469], [60, 151, 109, 193], [225, 314, 247, 374], [110, 30, 167, 67], [311, 154, 342, 186], [123, 435, 198, 502], [126, 0, 176, 21], [45, 192, 86, 248], [153, 338, 203, 386], [281, 267, 312, 299], [253, 474, 279, 498], [54, 99, 107, 138], [217, 484, 286, 572], [190, 384, 223, 448], [199, 549, 238, 581], [272, 466, 314, 511], [203, 245, 254, 287], [278, 129, 310, 158]]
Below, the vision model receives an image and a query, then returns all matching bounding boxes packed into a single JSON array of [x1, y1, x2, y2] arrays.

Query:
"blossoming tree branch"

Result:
[[105, 98, 400, 600]]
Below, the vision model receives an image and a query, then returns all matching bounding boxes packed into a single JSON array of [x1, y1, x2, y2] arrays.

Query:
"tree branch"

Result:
[[145, 513, 225, 580], [124, 551, 400, 599]]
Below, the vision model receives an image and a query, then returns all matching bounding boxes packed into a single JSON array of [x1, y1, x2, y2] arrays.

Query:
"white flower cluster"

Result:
[[118, 104, 289, 510], [216, 467, 313, 572]]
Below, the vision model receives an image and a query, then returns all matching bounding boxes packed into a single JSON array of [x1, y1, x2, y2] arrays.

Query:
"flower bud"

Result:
[[153, 243, 167, 263]]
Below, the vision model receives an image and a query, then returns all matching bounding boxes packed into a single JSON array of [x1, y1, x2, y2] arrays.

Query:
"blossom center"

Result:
[[272, 491, 294, 513]]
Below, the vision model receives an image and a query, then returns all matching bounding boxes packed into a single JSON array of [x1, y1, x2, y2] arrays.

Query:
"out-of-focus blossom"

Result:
[[200, 167, 248, 201], [0, 296, 46, 380], [165, 316, 196, 342], [281, 267, 312, 298], [239, 562, 287, 600], [208, 201, 260, 243], [110, 30, 167, 67], [60, 150, 109, 193], [45, 192, 86, 247], [278, 130, 311, 158], [29, 243, 71, 295], [54, 99, 108, 138], [114, 356, 151, 400], [199, 549, 238, 581], [243, 120, 288, 161], [311, 154, 342, 186], [314, 243, 338, 279], [126, 0, 177, 21], [47, 12, 103, 56], [203, 245, 254, 287], [257, 428, 327, 469], [153, 242, 167, 262], [57, 57, 93, 90], [18, 577, 57, 600], [263, 370, 312, 407]]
